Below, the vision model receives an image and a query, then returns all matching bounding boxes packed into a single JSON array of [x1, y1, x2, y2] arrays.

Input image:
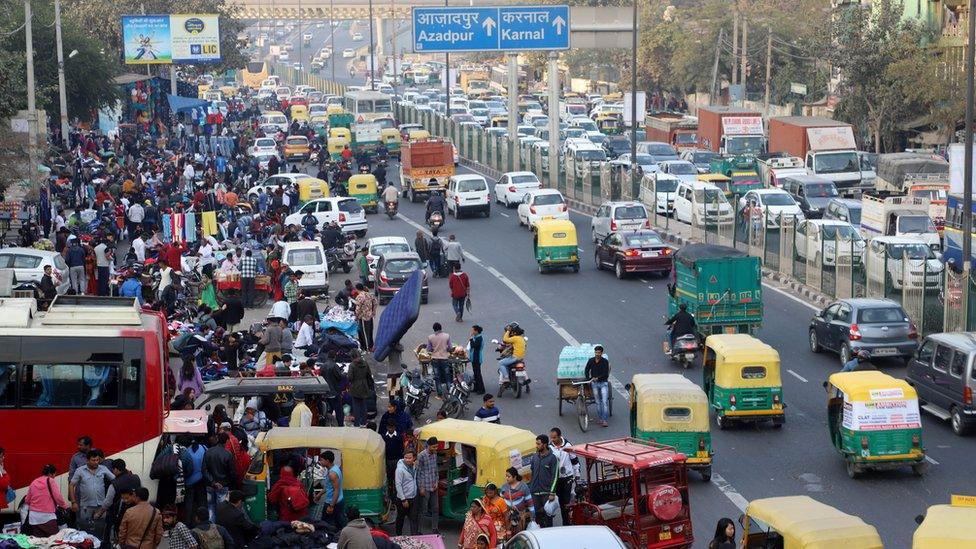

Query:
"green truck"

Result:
[[709, 155, 757, 178], [668, 243, 763, 337]]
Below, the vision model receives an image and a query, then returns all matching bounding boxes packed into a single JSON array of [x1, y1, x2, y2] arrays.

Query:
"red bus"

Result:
[[0, 296, 169, 508]]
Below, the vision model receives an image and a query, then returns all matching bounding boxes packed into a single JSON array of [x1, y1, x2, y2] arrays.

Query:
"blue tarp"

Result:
[[167, 94, 208, 113], [373, 270, 422, 362]]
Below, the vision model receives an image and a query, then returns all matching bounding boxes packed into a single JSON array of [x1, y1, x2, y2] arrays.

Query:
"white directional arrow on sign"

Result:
[[552, 15, 566, 35], [483, 16, 496, 36]]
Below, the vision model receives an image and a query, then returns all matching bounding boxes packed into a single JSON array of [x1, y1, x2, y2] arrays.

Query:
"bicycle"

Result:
[[572, 379, 593, 432]]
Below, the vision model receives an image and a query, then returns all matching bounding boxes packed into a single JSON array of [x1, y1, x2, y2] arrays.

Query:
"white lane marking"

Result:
[[710, 473, 749, 513], [925, 455, 939, 465], [397, 211, 630, 400], [787, 369, 809, 383], [762, 282, 820, 312], [639, 279, 648, 284], [499, 212, 510, 218]]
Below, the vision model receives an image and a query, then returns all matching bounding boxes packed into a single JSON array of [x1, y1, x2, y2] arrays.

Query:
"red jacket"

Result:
[[448, 271, 470, 299]]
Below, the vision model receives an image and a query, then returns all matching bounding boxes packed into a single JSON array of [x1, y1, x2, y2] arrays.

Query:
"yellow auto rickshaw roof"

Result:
[[706, 334, 781, 386], [419, 419, 536, 485], [913, 504, 976, 548], [747, 496, 883, 549], [380, 127, 401, 137], [828, 371, 918, 401], [298, 177, 329, 188], [256, 427, 385, 487], [534, 218, 578, 245], [349, 174, 378, 185], [631, 374, 709, 431], [698, 174, 731, 182], [408, 129, 431, 140], [330, 127, 351, 138], [326, 105, 345, 114]]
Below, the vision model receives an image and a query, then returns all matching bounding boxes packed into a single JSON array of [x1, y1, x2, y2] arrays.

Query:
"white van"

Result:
[[673, 180, 734, 226], [281, 241, 330, 296], [446, 174, 491, 218], [566, 143, 608, 179], [259, 112, 289, 133]]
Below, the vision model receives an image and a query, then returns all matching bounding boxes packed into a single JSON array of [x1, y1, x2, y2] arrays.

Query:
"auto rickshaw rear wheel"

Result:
[[700, 466, 712, 482], [846, 459, 860, 479]]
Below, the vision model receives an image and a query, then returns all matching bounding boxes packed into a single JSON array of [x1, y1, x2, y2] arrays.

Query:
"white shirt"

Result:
[[269, 300, 290, 320], [132, 237, 146, 262], [199, 243, 214, 259], [183, 164, 195, 180], [295, 322, 315, 348], [551, 438, 577, 479]]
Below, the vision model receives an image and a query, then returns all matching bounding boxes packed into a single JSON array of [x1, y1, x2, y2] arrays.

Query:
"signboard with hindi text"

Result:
[[412, 5, 570, 53]]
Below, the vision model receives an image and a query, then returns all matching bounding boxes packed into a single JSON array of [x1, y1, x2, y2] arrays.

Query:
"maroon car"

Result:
[[594, 230, 673, 279]]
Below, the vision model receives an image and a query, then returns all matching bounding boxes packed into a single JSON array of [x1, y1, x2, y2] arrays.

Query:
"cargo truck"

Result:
[[874, 152, 949, 233], [860, 192, 940, 251], [459, 68, 490, 96], [697, 106, 766, 157], [755, 155, 807, 188], [645, 112, 698, 152], [767, 116, 863, 196], [667, 243, 763, 337], [399, 139, 455, 203]]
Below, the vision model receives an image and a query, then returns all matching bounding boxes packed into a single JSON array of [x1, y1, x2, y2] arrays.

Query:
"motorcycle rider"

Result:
[[426, 188, 446, 222], [372, 160, 388, 190], [665, 303, 697, 352], [382, 182, 399, 213], [321, 221, 343, 251], [497, 323, 526, 385], [300, 208, 319, 238]]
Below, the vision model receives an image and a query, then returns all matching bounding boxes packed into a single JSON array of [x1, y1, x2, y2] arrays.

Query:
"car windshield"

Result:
[[471, 108, 489, 117], [674, 133, 697, 145], [667, 163, 697, 175], [820, 224, 860, 240], [589, 135, 608, 145], [534, 193, 564, 206], [512, 175, 540, 185], [614, 205, 647, 220], [609, 137, 631, 150], [646, 143, 677, 156], [286, 248, 323, 266], [857, 307, 908, 324], [898, 216, 937, 234], [338, 200, 363, 213], [847, 208, 862, 225], [633, 154, 655, 165], [693, 151, 719, 165], [694, 189, 725, 203], [761, 193, 796, 206], [887, 243, 934, 260], [458, 179, 486, 192], [625, 234, 664, 248], [565, 128, 586, 139], [286, 138, 307, 145], [655, 179, 679, 192], [912, 189, 947, 201], [804, 183, 838, 198], [386, 259, 420, 273], [814, 151, 859, 174], [372, 243, 410, 256], [726, 136, 764, 155], [578, 150, 607, 161], [256, 139, 275, 147], [575, 121, 597, 131]]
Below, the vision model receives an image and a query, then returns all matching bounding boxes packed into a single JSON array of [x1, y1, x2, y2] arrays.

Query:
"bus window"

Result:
[[0, 362, 14, 407], [20, 364, 125, 407], [357, 100, 375, 113], [375, 99, 392, 113]]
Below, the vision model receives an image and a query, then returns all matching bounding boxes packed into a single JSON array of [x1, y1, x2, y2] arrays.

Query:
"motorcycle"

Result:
[[438, 363, 473, 419], [427, 211, 444, 235], [399, 367, 435, 419], [385, 200, 398, 220], [668, 333, 699, 369], [492, 337, 530, 399], [325, 247, 353, 273]]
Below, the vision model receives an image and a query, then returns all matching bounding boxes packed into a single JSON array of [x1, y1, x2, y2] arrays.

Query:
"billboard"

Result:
[[122, 15, 173, 64], [121, 14, 221, 65]]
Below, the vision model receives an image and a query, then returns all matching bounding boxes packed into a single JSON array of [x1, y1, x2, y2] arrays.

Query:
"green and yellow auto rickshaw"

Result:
[[595, 113, 622, 135], [703, 334, 785, 429], [346, 174, 379, 213], [380, 128, 402, 159], [244, 427, 389, 523], [298, 178, 330, 206], [532, 218, 579, 274], [741, 496, 883, 549], [628, 373, 713, 480], [826, 371, 926, 478]]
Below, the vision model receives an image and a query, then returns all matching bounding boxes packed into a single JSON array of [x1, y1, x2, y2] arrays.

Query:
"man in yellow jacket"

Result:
[[498, 324, 526, 383]]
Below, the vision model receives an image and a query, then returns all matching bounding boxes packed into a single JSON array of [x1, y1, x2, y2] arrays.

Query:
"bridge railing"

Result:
[[271, 63, 346, 96]]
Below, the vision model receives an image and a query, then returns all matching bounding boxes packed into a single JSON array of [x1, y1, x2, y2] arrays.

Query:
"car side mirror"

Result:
[[737, 513, 746, 527], [914, 514, 925, 525]]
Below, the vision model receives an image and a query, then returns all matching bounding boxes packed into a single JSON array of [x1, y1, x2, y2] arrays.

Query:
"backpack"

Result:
[[192, 524, 224, 549], [286, 484, 310, 513]]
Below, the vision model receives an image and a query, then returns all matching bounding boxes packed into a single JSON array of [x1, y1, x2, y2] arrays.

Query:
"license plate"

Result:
[[873, 347, 898, 356], [659, 532, 672, 541], [516, 370, 527, 378], [684, 353, 694, 360], [642, 251, 658, 258]]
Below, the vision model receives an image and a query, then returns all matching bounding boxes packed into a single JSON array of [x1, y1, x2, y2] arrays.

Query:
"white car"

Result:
[[795, 219, 865, 267], [646, 173, 680, 215], [365, 236, 411, 282], [738, 189, 805, 228], [285, 197, 368, 236], [611, 153, 657, 181], [248, 137, 278, 157], [281, 241, 329, 295], [342, 48, 356, 58], [0, 247, 70, 295], [656, 160, 700, 183], [446, 174, 491, 218], [591, 201, 650, 243], [865, 236, 943, 290], [517, 189, 569, 228], [494, 171, 541, 207], [352, 32, 364, 40], [246, 173, 313, 199], [673, 181, 734, 226]]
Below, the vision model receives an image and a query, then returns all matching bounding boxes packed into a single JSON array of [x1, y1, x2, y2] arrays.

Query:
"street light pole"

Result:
[[629, 0, 638, 196], [54, 0, 69, 148], [390, 0, 398, 94], [330, 0, 336, 82], [444, 0, 450, 102], [963, 0, 975, 327], [25, 0, 39, 194], [368, 0, 375, 90]]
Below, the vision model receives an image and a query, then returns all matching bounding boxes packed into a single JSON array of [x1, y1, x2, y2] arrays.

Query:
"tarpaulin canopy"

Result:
[[373, 270, 422, 362], [167, 94, 208, 114]]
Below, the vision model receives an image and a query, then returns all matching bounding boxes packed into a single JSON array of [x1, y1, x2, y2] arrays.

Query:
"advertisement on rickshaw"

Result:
[[842, 396, 921, 431]]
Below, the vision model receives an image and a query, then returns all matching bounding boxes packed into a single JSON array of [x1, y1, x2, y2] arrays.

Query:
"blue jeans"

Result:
[[451, 297, 465, 319], [207, 486, 229, 522], [592, 381, 610, 423], [498, 356, 518, 382], [432, 359, 451, 397]]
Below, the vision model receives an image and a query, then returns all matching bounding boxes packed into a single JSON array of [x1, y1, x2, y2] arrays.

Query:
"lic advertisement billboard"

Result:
[[122, 14, 221, 65]]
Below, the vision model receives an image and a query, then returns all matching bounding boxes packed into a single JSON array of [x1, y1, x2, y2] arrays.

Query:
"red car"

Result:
[[594, 230, 673, 279]]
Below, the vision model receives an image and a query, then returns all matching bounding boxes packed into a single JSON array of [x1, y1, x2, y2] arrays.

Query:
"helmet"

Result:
[[505, 322, 524, 336]]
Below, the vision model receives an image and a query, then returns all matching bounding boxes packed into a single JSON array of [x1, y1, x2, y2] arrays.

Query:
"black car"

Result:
[[604, 135, 632, 159], [374, 251, 429, 305], [781, 175, 839, 219], [809, 298, 918, 365]]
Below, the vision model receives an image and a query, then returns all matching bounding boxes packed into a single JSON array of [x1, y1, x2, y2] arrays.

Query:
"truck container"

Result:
[[399, 139, 455, 202], [668, 243, 763, 337], [755, 154, 807, 188], [645, 112, 698, 151], [696, 106, 765, 156], [767, 116, 863, 196], [874, 152, 949, 231], [860, 192, 939, 250]]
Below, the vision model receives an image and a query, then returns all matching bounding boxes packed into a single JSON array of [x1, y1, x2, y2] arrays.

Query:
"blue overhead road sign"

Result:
[[412, 5, 570, 53]]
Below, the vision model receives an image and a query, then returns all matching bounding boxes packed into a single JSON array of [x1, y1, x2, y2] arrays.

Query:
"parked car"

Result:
[[494, 171, 541, 207], [280, 241, 329, 295], [590, 201, 650, 243], [656, 160, 700, 183], [794, 219, 865, 267], [246, 173, 314, 199], [636, 141, 680, 162], [809, 298, 919, 365], [864, 236, 943, 291], [284, 197, 368, 236], [594, 230, 673, 279], [680, 148, 721, 173], [374, 251, 428, 304], [517, 189, 569, 228], [908, 332, 976, 435], [0, 248, 70, 294], [446, 174, 490, 218]]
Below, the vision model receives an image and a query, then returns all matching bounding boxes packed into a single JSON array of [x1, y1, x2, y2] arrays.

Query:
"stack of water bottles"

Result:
[[557, 343, 608, 379]]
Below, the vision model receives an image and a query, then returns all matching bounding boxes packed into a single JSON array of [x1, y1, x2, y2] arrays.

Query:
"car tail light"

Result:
[[625, 249, 638, 257], [861, 436, 869, 450], [729, 394, 736, 407], [380, 271, 389, 283], [912, 433, 920, 447], [661, 248, 672, 256], [908, 322, 918, 340], [508, 185, 516, 193], [339, 213, 347, 222], [965, 386, 973, 405], [610, 220, 617, 231], [849, 324, 862, 341], [530, 206, 537, 214]]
